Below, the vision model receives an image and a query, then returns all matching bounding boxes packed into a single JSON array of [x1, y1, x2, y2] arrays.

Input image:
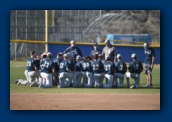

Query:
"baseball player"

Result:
[[52, 52, 63, 86], [102, 39, 117, 63], [73, 55, 83, 87], [58, 53, 73, 88], [103, 57, 115, 88], [63, 40, 82, 59], [143, 43, 155, 87], [126, 53, 143, 89], [90, 42, 102, 59], [81, 56, 93, 88], [16, 53, 41, 86], [114, 54, 127, 88], [91, 54, 104, 88], [39, 52, 53, 88], [26, 51, 40, 86]]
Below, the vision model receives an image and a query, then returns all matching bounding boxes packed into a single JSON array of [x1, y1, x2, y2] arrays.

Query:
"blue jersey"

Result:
[[68, 59, 76, 71], [52, 58, 62, 72], [90, 49, 102, 58], [104, 61, 115, 75], [115, 61, 127, 74], [63, 46, 82, 59], [81, 60, 92, 72], [128, 60, 143, 74], [91, 60, 104, 74], [59, 60, 71, 73], [27, 58, 37, 72], [144, 47, 155, 64], [40, 58, 53, 74], [75, 62, 82, 72]]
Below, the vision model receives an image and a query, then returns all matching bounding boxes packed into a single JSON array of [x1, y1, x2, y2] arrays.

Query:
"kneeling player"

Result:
[[114, 54, 127, 88], [58, 53, 73, 88], [103, 57, 115, 88], [126, 53, 143, 89]]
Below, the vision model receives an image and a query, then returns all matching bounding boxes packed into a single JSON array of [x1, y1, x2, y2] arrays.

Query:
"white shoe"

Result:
[[17, 79, 22, 85], [30, 81, 37, 87], [130, 85, 136, 89]]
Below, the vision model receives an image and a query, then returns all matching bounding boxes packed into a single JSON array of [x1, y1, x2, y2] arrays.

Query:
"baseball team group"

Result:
[[15, 39, 155, 89]]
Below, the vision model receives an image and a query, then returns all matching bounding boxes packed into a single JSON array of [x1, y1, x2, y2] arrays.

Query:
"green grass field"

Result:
[[10, 61, 160, 94]]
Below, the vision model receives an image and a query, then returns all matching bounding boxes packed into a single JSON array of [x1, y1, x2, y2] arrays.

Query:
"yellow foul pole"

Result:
[[45, 10, 48, 52]]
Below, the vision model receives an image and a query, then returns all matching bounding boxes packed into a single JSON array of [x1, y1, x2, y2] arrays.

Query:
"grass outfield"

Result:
[[10, 61, 160, 94]]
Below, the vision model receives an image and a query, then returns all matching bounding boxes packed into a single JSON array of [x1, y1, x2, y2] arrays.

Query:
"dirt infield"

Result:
[[10, 93, 160, 110]]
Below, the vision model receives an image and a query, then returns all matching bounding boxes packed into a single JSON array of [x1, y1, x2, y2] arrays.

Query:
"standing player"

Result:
[[63, 40, 82, 59], [114, 54, 127, 88], [102, 39, 117, 63], [103, 57, 115, 88], [143, 43, 155, 87], [90, 42, 102, 59], [81, 56, 93, 88], [58, 54, 73, 88], [126, 53, 143, 89], [91, 54, 104, 88], [52, 52, 63, 86], [39, 52, 53, 88]]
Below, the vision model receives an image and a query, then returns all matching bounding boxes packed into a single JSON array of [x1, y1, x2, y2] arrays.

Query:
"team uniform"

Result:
[[27, 57, 40, 84], [91, 60, 104, 88], [90, 49, 102, 59], [59, 59, 73, 88], [63, 46, 82, 59], [144, 47, 155, 74], [114, 60, 127, 88], [52, 58, 62, 86], [73, 60, 82, 87], [126, 60, 143, 88], [39, 58, 53, 88], [103, 61, 115, 88], [81, 60, 93, 88]]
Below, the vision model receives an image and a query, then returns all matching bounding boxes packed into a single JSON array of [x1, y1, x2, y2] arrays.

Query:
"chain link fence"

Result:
[[10, 10, 102, 60]]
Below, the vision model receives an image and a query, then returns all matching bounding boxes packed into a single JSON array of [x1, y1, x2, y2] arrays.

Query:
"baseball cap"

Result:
[[93, 42, 98, 46], [41, 52, 47, 56], [57, 52, 63, 56], [117, 54, 122, 59], [106, 56, 110, 61], [63, 53, 68, 58], [104, 39, 110, 43], [98, 54, 102, 57], [47, 52, 52, 56], [76, 55, 82, 60], [70, 40, 76, 44], [131, 53, 136, 58], [143, 43, 149, 48]]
